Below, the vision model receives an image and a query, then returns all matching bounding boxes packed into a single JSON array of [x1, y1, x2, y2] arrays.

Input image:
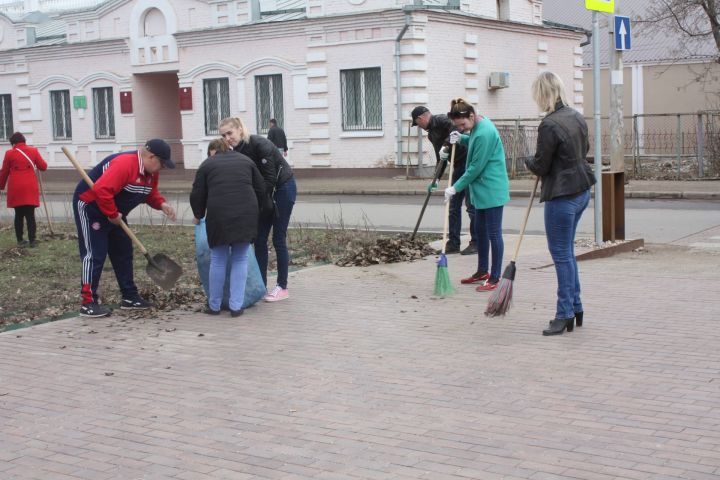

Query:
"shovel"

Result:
[[62, 146, 182, 290]]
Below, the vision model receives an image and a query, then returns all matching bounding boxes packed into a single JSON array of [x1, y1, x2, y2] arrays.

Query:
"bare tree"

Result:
[[639, 0, 720, 62]]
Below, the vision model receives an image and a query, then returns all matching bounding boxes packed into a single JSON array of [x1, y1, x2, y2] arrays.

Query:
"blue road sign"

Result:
[[614, 16, 631, 50]]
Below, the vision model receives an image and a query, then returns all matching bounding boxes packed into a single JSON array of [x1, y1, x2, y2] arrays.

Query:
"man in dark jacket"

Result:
[[411, 106, 476, 255], [267, 119, 288, 157]]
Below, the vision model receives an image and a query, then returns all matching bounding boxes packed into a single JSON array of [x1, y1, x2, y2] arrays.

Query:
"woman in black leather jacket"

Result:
[[525, 71, 596, 336], [219, 117, 296, 302]]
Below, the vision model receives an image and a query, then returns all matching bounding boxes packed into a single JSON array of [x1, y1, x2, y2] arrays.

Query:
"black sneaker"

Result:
[[445, 242, 461, 254], [80, 303, 112, 318], [436, 242, 461, 255], [460, 242, 477, 255], [121, 297, 153, 310], [230, 309, 244, 318], [17, 240, 29, 247]]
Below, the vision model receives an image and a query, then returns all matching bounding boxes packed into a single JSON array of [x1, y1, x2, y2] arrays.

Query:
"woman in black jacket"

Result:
[[190, 149, 265, 316], [525, 71, 596, 336], [219, 116, 296, 302]]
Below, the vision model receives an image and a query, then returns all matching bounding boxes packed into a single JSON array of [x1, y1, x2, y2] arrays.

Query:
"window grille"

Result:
[[92, 87, 115, 139], [204, 78, 230, 136], [51, 90, 72, 140], [340, 67, 382, 131], [0, 94, 13, 141], [255, 74, 283, 134]]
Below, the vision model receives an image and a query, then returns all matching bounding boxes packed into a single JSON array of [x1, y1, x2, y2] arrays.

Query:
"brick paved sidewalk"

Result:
[[1, 237, 719, 480]]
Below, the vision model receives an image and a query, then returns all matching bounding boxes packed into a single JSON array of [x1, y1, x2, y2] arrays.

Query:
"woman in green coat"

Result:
[[444, 98, 510, 291]]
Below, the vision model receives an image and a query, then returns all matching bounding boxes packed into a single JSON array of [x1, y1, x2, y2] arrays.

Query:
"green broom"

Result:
[[485, 176, 539, 316], [434, 144, 456, 296]]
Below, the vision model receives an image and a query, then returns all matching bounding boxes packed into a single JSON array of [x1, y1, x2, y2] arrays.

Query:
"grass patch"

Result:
[[0, 221, 438, 329]]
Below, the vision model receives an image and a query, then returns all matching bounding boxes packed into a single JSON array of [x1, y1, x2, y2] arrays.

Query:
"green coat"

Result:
[[452, 117, 510, 210]]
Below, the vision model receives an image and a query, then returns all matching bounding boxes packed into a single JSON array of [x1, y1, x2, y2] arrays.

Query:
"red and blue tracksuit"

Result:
[[73, 151, 166, 304]]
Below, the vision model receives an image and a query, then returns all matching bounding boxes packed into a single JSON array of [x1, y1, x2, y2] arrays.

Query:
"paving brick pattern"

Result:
[[1, 236, 719, 479]]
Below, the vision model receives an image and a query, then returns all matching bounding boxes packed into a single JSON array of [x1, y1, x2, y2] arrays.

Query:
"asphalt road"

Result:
[[292, 195, 720, 245], [2, 194, 718, 245]]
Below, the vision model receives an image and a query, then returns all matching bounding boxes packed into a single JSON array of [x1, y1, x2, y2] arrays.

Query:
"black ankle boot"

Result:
[[575, 311, 583, 327], [543, 317, 574, 336]]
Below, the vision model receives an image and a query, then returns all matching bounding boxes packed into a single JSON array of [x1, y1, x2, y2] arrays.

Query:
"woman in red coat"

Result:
[[0, 132, 48, 247]]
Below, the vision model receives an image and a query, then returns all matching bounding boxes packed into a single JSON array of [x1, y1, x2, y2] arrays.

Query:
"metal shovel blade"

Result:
[[145, 253, 183, 290]]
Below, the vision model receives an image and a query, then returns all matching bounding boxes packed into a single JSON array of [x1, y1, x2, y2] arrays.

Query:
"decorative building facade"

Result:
[[0, 0, 584, 171]]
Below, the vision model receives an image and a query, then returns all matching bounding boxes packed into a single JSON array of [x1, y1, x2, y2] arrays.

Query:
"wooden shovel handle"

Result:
[[61, 146, 149, 255], [511, 176, 540, 262]]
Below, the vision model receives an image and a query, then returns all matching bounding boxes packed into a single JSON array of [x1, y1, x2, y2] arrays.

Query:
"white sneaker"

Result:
[[264, 285, 289, 302]]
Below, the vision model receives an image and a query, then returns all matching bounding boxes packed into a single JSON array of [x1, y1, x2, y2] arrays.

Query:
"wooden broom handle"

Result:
[[440, 144, 456, 254], [511, 176, 540, 262], [62, 146, 149, 255]]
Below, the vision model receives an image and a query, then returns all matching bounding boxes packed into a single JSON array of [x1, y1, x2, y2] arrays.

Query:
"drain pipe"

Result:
[[395, 12, 411, 166]]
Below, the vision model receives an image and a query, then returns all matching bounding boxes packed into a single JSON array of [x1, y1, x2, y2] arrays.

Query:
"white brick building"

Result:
[[0, 0, 584, 171]]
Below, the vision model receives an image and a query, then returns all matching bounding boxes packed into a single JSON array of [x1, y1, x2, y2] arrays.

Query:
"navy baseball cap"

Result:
[[411, 106, 429, 126], [145, 139, 175, 169]]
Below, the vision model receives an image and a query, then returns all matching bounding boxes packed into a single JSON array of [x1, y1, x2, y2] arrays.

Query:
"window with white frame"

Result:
[[255, 74, 283, 134], [92, 87, 115, 139], [50, 90, 72, 140], [340, 67, 382, 131], [203, 78, 230, 136], [0, 94, 13, 142]]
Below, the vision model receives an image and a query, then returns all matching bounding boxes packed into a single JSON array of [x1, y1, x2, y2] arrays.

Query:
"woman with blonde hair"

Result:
[[219, 116, 296, 302], [525, 71, 596, 336], [445, 98, 510, 292]]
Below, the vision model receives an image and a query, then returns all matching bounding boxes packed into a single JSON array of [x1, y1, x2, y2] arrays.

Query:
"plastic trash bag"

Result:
[[195, 219, 266, 310]]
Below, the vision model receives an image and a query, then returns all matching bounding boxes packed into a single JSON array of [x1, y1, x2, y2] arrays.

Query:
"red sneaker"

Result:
[[460, 271, 490, 284], [476, 280, 498, 292]]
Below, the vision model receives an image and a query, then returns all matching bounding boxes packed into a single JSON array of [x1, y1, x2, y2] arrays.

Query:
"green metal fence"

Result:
[[403, 111, 720, 179], [494, 111, 720, 179]]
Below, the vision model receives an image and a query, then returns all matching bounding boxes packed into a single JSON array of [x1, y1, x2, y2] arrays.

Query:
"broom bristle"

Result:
[[434, 253, 454, 296], [484, 261, 517, 316]]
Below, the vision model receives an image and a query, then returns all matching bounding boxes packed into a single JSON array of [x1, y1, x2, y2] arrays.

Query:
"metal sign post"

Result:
[[586, 0, 614, 245], [591, 10, 603, 245]]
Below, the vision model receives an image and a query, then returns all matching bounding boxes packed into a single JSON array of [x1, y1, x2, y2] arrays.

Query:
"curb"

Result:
[[299, 190, 719, 200], [37, 187, 720, 201], [575, 238, 645, 262], [532, 238, 645, 270]]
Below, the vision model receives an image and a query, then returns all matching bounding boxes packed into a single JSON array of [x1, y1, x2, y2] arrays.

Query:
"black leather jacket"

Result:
[[233, 134, 293, 192], [525, 104, 596, 202], [426, 114, 467, 178]]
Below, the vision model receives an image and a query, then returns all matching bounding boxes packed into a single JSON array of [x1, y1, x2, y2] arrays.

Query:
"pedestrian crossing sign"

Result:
[[585, 0, 614, 13]]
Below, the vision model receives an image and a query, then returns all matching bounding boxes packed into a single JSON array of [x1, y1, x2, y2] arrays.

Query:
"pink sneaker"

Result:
[[264, 285, 289, 302]]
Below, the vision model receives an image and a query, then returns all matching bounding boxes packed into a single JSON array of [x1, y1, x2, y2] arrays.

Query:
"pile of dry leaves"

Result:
[[335, 233, 435, 267]]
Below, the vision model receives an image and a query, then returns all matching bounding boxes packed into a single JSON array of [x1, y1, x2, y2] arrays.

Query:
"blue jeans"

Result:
[[474, 206, 504, 281], [544, 189, 590, 320], [209, 242, 250, 311], [255, 177, 297, 289], [448, 167, 476, 247]]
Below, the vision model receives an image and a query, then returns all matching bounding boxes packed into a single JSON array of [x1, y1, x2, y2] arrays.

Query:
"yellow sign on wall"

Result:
[[585, 0, 614, 13]]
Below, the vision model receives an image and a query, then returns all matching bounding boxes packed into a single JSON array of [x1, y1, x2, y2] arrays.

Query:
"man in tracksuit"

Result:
[[73, 139, 177, 318], [411, 106, 477, 255]]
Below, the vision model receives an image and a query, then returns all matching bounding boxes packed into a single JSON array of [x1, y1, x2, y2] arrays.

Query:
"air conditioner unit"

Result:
[[488, 71, 510, 89]]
